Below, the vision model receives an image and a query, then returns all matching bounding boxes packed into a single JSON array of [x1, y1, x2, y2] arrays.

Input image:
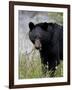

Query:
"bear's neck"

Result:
[[41, 42, 52, 51]]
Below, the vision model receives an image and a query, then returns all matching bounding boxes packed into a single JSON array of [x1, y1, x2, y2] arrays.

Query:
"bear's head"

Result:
[[29, 22, 54, 50]]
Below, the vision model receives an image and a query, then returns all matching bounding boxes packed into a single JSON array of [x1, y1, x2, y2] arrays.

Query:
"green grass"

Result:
[[19, 51, 63, 79]]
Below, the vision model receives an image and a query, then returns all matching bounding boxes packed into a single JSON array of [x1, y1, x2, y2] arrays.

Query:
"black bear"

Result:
[[29, 22, 63, 75]]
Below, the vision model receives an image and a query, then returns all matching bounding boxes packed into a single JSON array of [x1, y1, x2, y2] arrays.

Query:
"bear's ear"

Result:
[[29, 22, 35, 31], [42, 22, 48, 30]]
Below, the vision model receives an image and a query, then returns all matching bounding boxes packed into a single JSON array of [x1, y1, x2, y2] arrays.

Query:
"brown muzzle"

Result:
[[35, 39, 42, 50]]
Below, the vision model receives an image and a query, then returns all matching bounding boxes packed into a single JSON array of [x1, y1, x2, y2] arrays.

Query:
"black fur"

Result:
[[29, 22, 63, 75]]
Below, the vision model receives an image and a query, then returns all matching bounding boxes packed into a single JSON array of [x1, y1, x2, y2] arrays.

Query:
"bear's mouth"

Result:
[[35, 47, 40, 49], [35, 47, 42, 50]]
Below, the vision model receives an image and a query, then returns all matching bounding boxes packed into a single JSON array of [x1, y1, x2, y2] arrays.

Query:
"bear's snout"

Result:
[[35, 39, 42, 50]]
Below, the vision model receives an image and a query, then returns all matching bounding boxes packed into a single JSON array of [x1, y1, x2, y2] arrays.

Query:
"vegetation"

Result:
[[19, 49, 63, 79], [48, 12, 63, 25]]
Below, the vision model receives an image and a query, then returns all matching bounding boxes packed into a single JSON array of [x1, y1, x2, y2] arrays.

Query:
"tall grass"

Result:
[[19, 50, 63, 79]]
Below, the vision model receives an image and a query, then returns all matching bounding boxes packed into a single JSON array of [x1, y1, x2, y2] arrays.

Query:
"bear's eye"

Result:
[[30, 35, 36, 43]]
